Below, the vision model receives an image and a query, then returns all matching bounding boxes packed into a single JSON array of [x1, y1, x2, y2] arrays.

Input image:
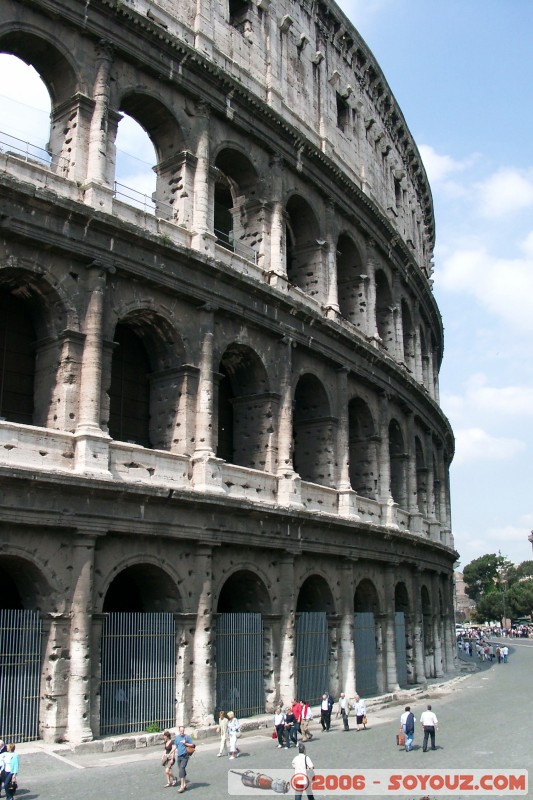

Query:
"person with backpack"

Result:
[[400, 706, 416, 752]]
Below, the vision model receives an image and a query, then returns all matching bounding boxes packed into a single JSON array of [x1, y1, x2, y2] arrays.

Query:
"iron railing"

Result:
[[354, 612, 378, 696], [0, 609, 41, 742], [0, 129, 69, 173], [216, 613, 264, 717], [295, 612, 329, 704], [214, 227, 258, 264]]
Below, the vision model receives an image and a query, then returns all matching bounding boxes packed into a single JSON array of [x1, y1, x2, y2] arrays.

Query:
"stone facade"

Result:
[[0, 0, 456, 743]]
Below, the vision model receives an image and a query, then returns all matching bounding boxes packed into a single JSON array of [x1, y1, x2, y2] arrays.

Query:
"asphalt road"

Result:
[[14, 638, 532, 800]]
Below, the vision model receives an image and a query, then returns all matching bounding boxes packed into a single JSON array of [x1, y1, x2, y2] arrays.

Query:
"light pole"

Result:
[[498, 550, 508, 631]]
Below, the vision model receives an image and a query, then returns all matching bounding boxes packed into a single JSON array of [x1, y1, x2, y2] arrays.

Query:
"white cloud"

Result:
[[418, 144, 470, 183], [452, 427, 525, 466], [476, 167, 533, 219], [442, 373, 533, 423]]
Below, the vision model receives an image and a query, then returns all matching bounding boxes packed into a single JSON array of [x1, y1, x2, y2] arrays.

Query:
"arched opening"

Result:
[[401, 299, 415, 370], [389, 419, 407, 508], [216, 344, 271, 470], [0, 556, 49, 741], [0, 291, 36, 425], [348, 397, 377, 498], [216, 570, 271, 717], [285, 196, 324, 299], [293, 374, 334, 487], [109, 323, 152, 448], [394, 582, 411, 687], [114, 114, 157, 213], [337, 234, 365, 327], [102, 564, 180, 613], [375, 269, 394, 350], [296, 576, 334, 703], [213, 149, 259, 262], [354, 578, 379, 696], [229, 0, 252, 35], [0, 53, 51, 162], [100, 564, 180, 736], [415, 436, 427, 515]]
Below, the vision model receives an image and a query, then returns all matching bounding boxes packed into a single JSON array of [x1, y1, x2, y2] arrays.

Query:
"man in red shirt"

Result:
[[292, 699, 303, 738]]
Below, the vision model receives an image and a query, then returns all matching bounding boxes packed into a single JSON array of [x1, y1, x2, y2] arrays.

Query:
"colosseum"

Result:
[[0, 0, 456, 743]]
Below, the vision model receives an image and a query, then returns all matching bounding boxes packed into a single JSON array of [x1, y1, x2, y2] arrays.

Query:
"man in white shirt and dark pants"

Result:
[[420, 704, 438, 752], [292, 743, 315, 800]]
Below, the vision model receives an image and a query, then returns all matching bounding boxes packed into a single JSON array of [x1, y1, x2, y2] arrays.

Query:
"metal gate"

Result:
[[394, 611, 408, 687], [354, 612, 378, 696], [216, 613, 263, 717], [295, 612, 328, 704], [0, 609, 41, 741], [100, 613, 176, 736]]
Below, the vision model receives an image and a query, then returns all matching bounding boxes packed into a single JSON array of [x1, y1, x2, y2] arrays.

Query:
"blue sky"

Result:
[[1, 1, 532, 567]]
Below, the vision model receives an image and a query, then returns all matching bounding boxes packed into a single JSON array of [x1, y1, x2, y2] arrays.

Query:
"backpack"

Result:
[[405, 712, 415, 734]]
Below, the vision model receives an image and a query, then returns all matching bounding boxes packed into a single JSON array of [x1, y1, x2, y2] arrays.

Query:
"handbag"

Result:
[[271, 731, 278, 739], [396, 733, 405, 746], [362, 715, 367, 725], [185, 742, 196, 756]]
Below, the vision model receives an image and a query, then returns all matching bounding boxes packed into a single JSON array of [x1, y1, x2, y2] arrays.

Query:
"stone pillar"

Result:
[[443, 574, 457, 673], [365, 242, 379, 339], [267, 154, 287, 288], [375, 614, 385, 693], [191, 102, 215, 257], [191, 546, 215, 725], [339, 561, 356, 697], [194, 0, 214, 56], [432, 574, 444, 677], [278, 554, 296, 705], [336, 368, 357, 517], [40, 613, 70, 743], [425, 430, 435, 519], [64, 533, 99, 743], [325, 199, 339, 312], [192, 308, 224, 492], [411, 568, 426, 684], [377, 393, 395, 526], [85, 42, 113, 185], [276, 337, 301, 506], [392, 271, 404, 361], [49, 93, 95, 183], [406, 414, 422, 533], [427, 350, 435, 400], [74, 262, 111, 475], [384, 566, 400, 691]]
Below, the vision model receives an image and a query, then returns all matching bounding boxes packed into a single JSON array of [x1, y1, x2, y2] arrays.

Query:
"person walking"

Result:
[[353, 695, 367, 731], [161, 730, 177, 787], [274, 706, 286, 748], [502, 645, 509, 663], [0, 745, 19, 800], [174, 725, 194, 793], [284, 706, 298, 748], [400, 706, 416, 752], [216, 710, 229, 757], [420, 704, 438, 752], [291, 743, 315, 800], [300, 700, 313, 742], [337, 693, 350, 731], [227, 711, 241, 759]]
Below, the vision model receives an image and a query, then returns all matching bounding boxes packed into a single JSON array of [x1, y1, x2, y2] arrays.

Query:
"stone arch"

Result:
[[216, 343, 272, 470], [0, 554, 53, 611], [293, 373, 335, 487], [296, 575, 336, 613], [375, 269, 394, 351], [108, 310, 186, 451], [401, 299, 415, 370], [395, 582, 409, 612], [348, 396, 377, 498], [389, 418, 407, 508], [102, 563, 181, 613], [354, 578, 381, 614], [213, 147, 261, 260], [337, 233, 365, 327], [0, 269, 78, 428], [420, 583, 433, 676], [285, 195, 325, 300], [217, 569, 271, 613]]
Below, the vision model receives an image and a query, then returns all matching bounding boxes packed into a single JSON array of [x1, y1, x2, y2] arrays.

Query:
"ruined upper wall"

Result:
[[107, 0, 435, 276]]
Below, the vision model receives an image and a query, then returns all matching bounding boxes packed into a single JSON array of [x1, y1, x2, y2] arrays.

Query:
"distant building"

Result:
[[454, 572, 476, 621]]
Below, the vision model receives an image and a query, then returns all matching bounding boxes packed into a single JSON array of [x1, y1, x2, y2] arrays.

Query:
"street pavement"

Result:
[[12, 638, 532, 800]]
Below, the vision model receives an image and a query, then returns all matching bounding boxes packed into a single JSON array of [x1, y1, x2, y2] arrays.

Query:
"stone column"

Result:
[[375, 614, 385, 694], [74, 262, 112, 475], [410, 568, 426, 684], [49, 93, 95, 183], [276, 337, 301, 506], [191, 102, 215, 257], [40, 613, 70, 743], [427, 349, 435, 400], [443, 574, 457, 673], [336, 368, 357, 517], [425, 430, 435, 519], [325, 199, 339, 313], [406, 414, 422, 533], [192, 307, 224, 492], [377, 393, 395, 526], [191, 546, 215, 725], [384, 566, 400, 691], [267, 154, 287, 288], [432, 574, 444, 678], [339, 561, 356, 697], [365, 242, 379, 339], [64, 533, 99, 743], [278, 554, 296, 705], [392, 271, 404, 361], [83, 42, 115, 212]]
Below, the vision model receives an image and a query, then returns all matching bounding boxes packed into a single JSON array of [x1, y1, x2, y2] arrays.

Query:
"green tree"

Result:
[[507, 579, 533, 618], [474, 592, 503, 624], [463, 553, 511, 603]]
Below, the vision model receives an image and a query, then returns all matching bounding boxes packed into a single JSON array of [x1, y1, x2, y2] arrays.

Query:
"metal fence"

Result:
[[0, 129, 69, 174], [216, 613, 264, 717], [100, 613, 176, 736], [214, 228, 258, 264], [394, 611, 408, 687], [295, 612, 329, 704], [354, 612, 378, 697], [0, 609, 42, 742]]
